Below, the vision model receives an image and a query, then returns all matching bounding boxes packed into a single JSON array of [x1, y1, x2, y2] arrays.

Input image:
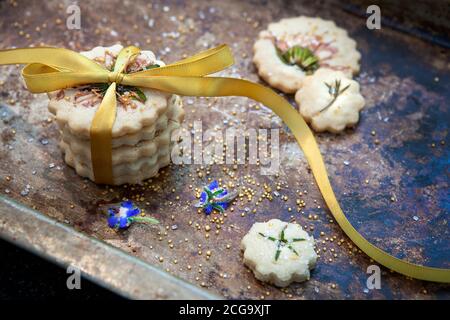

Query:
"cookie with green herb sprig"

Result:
[[295, 69, 365, 133], [241, 219, 317, 287], [253, 16, 361, 93]]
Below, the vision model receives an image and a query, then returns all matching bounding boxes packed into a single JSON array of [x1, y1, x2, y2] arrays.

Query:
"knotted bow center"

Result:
[[106, 45, 141, 85], [108, 70, 125, 85]]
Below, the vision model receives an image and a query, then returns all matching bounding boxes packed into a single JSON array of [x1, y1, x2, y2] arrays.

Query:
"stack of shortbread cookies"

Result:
[[47, 45, 184, 185]]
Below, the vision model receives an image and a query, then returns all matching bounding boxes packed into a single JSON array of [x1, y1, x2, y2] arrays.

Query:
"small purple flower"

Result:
[[107, 201, 158, 230], [195, 180, 237, 215]]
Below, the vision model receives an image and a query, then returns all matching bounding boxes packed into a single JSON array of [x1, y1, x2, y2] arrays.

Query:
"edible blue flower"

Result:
[[195, 180, 237, 215], [107, 201, 158, 230]]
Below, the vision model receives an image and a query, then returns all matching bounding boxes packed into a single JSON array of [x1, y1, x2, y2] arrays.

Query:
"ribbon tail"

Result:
[[0, 47, 106, 72], [90, 82, 117, 184], [130, 75, 450, 283]]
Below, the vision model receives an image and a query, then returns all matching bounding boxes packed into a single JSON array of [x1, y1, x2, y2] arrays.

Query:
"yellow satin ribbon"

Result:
[[0, 45, 448, 283]]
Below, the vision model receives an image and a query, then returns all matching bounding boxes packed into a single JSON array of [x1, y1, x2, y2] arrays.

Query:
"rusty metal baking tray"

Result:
[[0, 0, 449, 299]]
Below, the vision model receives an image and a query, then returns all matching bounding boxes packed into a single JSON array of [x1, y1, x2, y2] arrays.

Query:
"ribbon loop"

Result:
[[114, 46, 141, 73], [105, 46, 141, 85], [134, 44, 234, 77]]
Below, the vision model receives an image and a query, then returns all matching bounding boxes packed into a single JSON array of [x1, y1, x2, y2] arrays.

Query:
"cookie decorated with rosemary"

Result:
[[241, 219, 317, 287], [47, 44, 177, 139], [295, 69, 365, 133], [253, 16, 361, 93]]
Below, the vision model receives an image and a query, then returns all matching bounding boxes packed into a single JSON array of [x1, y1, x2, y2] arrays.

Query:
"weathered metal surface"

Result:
[[0, 195, 219, 299], [0, 0, 449, 299]]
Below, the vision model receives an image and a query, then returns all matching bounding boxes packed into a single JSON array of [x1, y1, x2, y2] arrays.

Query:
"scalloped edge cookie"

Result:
[[60, 140, 171, 185], [253, 16, 361, 93], [62, 94, 184, 153], [61, 94, 183, 148], [241, 219, 317, 287], [295, 68, 365, 133], [63, 117, 180, 166]]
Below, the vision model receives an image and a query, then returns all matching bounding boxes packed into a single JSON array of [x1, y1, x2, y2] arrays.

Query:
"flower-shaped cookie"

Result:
[[253, 16, 360, 93], [295, 69, 365, 133], [241, 219, 317, 287]]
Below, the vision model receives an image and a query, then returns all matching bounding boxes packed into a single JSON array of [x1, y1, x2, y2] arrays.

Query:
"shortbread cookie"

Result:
[[241, 219, 317, 287], [47, 44, 173, 138], [63, 119, 179, 166], [253, 16, 361, 93], [61, 140, 171, 185], [62, 112, 168, 148], [61, 94, 183, 148], [295, 69, 365, 133]]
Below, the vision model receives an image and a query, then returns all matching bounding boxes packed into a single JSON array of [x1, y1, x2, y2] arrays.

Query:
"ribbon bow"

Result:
[[0, 45, 234, 183], [0, 45, 449, 283]]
